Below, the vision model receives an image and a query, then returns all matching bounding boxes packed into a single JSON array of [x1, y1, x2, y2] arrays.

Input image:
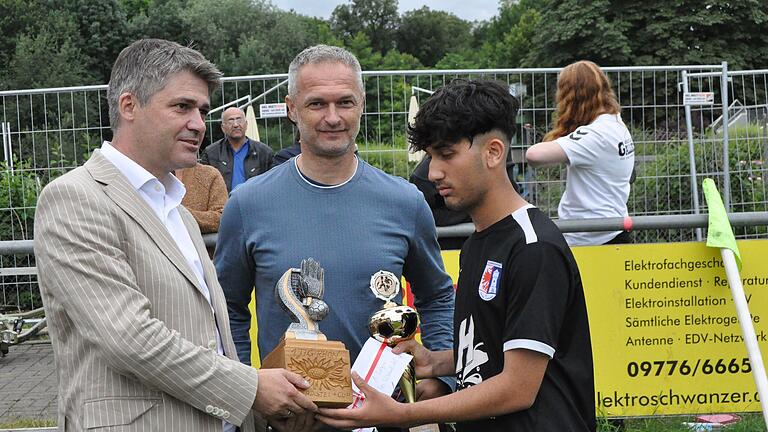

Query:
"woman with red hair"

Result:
[[526, 60, 635, 246]]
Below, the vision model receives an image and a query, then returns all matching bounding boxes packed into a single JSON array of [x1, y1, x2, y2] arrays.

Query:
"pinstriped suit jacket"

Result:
[[34, 151, 259, 431]]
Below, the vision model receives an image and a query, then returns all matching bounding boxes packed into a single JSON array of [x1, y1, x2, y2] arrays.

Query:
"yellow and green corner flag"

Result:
[[702, 178, 741, 270], [702, 179, 768, 427]]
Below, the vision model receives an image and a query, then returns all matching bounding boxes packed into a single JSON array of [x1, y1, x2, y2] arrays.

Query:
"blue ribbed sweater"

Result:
[[215, 157, 455, 368]]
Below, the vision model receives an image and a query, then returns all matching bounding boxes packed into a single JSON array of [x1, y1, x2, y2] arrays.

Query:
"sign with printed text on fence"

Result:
[[683, 92, 715, 105], [259, 103, 287, 118], [577, 240, 767, 416]]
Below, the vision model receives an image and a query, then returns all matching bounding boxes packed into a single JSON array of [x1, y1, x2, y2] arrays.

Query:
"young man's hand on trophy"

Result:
[[393, 340, 452, 401], [391, 339, 453, 381], [318, 371, 407, 429], [400, 342, 453, 403]]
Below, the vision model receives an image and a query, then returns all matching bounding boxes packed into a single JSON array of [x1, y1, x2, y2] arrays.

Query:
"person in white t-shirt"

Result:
[[526, 60, 635, 246]]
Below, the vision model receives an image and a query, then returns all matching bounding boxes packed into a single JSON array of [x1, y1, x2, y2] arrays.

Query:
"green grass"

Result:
[[598, 414, 766, 431], [357, 143, 417, 179], [0, 417, 56, 428], [0, 414, 763, 430]]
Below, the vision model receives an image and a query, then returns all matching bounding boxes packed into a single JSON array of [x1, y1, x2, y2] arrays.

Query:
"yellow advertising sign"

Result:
[[577, 240, 766, 416], [441, 241, 768, 416], [251, 239, 768, 416]]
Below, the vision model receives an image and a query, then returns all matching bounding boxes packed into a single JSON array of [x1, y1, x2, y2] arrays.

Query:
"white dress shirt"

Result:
[[100, 142, 234, 432]]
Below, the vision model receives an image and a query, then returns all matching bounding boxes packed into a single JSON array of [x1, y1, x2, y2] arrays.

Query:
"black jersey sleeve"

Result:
[[501, 241, 573, 358]]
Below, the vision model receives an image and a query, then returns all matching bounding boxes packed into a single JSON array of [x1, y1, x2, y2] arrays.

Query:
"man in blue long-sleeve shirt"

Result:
[[215, 45, 455, 424]]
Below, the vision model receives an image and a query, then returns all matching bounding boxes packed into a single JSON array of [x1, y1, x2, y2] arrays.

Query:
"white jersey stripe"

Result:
[[511, 204, 538, 244], [503, 338, 555, 358]]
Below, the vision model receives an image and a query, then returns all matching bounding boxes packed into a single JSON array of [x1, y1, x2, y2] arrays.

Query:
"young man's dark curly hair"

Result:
[[408, 79, 520, 152]]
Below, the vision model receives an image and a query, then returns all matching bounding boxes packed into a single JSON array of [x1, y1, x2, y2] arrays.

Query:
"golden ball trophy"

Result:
[[367, 271, 440, 432], [262, 258, 352, 408], [367, 270, 420, 403]]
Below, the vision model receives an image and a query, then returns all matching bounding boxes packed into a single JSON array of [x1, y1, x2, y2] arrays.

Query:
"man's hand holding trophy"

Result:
[[264, 262, 444, 431], [262, 259, 353, 409]]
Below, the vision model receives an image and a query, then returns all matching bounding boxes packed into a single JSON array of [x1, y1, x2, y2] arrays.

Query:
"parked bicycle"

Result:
[[0, 307, 47, 357]]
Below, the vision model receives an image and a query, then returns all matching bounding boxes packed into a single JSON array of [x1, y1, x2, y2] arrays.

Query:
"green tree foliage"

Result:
[[1, 15, 94, 90], [331, 0, 399, 54], [119, 0, 151, 19], [248, 11, 335, 74], [526, 0, 768, 68], [0, 0, 133, 87], [483, 8, 541, 68], [434, 0, 542, 69], [3, 0, 130, 87], [65, 0, 132, 83], [180, 0, 275, 65], [123, 0, 333, 77], [223, 12, 340, 75], [625, 0, 768, 69], [346, 32, 422, 146], [629, 126, 768, 241], [0, 0, 50, 69], [303, 17, 345, 47], [127, 0, 194, 43], [434, 51, 483, 70], [347, 33, 422, 71], [0, 1, 98, 90], [395, 7, 471, 67], [4, 0, 766, 87], [475, 0, 541, 46], [523, 0, 632, 67]]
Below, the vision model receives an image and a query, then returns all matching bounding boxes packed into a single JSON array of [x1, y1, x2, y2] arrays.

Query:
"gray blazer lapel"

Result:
[[84, 151, 205, 296]]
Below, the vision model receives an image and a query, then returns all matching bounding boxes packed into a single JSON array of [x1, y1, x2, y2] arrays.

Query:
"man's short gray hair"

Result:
[[107, 39, 222, 131], [288, 45, 363, 97]]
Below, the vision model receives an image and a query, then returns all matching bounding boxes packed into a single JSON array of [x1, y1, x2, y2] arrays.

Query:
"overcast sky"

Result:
[[270, 0, 501, 22]]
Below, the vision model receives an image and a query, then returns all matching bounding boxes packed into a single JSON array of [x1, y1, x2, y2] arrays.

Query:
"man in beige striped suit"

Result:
[[34, 39, 316, 431]]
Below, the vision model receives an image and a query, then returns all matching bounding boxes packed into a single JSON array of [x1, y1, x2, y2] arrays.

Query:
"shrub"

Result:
[[0, 160, 40, 241], [630, 124, 768, 241], [357, 135, 417, 179]]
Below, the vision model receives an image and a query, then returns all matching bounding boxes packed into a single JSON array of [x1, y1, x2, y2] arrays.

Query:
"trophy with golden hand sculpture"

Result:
[[367, 270, 421, 403], [262, 258, 352, 408]]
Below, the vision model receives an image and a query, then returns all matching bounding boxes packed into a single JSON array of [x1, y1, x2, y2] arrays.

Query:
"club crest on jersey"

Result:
[[478, 260, 502, 301]]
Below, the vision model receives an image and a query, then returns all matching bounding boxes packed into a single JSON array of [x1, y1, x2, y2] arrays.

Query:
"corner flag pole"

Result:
[[703, 178, 768, 426]]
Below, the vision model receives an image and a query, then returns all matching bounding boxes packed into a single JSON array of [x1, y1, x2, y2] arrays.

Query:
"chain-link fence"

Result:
[[2, 64, 768, 311]]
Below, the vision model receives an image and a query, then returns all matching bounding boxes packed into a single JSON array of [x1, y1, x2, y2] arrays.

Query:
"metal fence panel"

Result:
[[3, 65, 768, 311], [726, 69, 768, 239]]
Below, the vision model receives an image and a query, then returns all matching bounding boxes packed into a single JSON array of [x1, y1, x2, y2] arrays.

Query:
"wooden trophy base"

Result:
[[262, 336, 352, 408]]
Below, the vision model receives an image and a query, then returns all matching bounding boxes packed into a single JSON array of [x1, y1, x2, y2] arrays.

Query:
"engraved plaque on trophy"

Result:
[[261, 258, 352, 408]]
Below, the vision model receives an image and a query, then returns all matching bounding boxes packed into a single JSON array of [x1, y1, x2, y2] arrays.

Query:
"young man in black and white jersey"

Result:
[[318, 79, 596, 432]]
